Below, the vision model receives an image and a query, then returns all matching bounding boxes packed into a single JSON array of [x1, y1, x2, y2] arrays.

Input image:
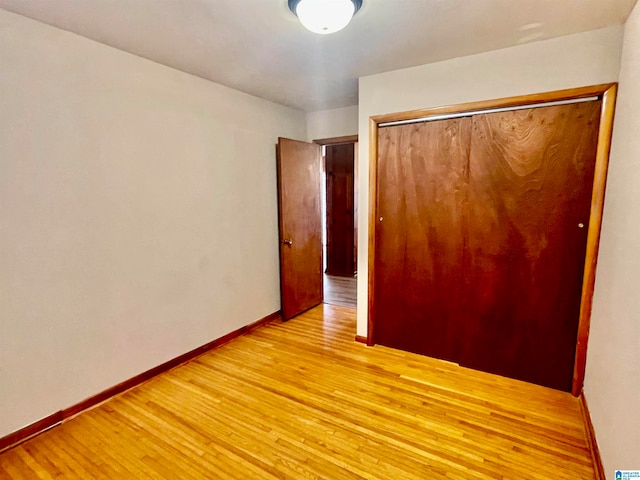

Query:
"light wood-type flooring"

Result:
[[0, 304, 595, 479], [324, 274, 357, 309]]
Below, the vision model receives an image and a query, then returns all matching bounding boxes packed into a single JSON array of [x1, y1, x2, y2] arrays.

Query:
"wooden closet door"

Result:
[[461, 101, 601, 391], [374, 118, 471, 363]]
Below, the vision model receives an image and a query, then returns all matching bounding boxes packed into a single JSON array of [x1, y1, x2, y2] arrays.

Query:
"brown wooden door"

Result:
[[374, 118, 472, 363], [460, 101, 601, 391], [277, 138, 323, 320], [325, 143, 356, 277]]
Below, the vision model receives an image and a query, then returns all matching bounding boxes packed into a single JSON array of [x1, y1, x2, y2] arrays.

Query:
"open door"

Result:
[[276, 138, 323, 320]]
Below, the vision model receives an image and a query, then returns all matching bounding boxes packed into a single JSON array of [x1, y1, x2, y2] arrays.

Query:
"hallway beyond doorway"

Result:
[[324, 274, 356, 309]]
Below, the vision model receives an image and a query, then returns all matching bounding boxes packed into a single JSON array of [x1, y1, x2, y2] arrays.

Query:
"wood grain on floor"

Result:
[[0, 304, 595, 479], [324, 274, 357, 309]]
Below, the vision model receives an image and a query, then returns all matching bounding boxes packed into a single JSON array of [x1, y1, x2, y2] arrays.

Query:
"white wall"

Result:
[[585, 3, 640, 476], [0, 9, 306, 438], [356, 26, 624, 336], [306, 105, 358, 142]]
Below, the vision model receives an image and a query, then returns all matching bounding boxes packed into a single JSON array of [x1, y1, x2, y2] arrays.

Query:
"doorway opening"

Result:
[[315, 136, 358, 309]]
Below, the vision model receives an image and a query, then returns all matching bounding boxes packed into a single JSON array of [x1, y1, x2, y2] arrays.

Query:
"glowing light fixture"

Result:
[[288, 0, 363, 35]]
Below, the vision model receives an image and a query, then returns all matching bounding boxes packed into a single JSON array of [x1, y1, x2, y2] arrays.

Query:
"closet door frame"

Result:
[[367, 83, 618, 396]]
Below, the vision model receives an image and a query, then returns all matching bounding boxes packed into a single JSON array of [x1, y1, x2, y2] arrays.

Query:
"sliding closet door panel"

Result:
[[462, 101, 601, 391], [374, 118, 471, 362]]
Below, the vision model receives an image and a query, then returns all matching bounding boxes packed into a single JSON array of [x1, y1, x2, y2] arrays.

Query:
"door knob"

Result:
[[283, 239, 293, 246]]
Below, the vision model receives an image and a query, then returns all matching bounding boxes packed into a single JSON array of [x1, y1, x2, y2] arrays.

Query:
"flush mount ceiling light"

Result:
[[288, 0, 363, 35]]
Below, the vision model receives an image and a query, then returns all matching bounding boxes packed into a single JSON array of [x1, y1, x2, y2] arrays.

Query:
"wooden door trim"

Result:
[[367, 117, 378, 346], [370, 84, 614, 124], [572, 83, 618, 396], [313, 135, 358, 146], [367, 83, 618, 393]]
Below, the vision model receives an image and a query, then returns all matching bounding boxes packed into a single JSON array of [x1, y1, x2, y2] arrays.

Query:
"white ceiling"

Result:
[[0, 0, 636, 112]]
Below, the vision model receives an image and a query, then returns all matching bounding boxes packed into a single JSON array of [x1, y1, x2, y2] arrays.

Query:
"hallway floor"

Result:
[[323, 274, 357, 309]]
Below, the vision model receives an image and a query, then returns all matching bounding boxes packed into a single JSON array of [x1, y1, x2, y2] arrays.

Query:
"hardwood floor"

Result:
[[0, 304, 595, 479], [323, 274, 357, 308]]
